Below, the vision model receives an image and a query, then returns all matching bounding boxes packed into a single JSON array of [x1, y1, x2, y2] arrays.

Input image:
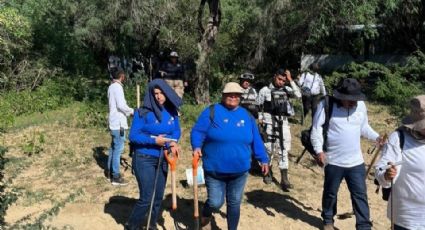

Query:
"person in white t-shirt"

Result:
[[375, 95, 425, 230], [298, 63, 326, 121], [107, 68, 134, 186], [310, 78, 383, 230]]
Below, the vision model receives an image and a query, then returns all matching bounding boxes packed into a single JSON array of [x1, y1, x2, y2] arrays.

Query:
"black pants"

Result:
[[302, 94, 322, 119], [394, 224, 410, 230]]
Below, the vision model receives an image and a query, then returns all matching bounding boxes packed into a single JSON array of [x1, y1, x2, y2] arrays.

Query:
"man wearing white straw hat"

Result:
[[375, 95, 425, 230]]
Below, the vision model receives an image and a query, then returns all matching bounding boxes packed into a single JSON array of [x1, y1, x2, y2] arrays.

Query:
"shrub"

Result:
[[325, 55, 424, 116]]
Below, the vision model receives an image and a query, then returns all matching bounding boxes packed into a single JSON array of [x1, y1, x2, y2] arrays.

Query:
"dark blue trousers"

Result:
[[126, 154, 168, 230], [322, 163, 372, 230]]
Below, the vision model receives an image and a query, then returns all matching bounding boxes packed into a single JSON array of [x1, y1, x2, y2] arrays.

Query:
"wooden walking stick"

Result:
[[136, 84, 140, 108], [146, 147, 164, 230], [365, 134, 388, 180], [192, 153, 200, 230]]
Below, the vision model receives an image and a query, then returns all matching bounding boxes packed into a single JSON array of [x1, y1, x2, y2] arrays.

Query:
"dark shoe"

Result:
[[111, 176, 128, 186], [104, 169, 111, 179], [323, 224, 334, 230], [280, 169, 293, 191], [263, 169, 273, 184], [201, 217, 211, 230]]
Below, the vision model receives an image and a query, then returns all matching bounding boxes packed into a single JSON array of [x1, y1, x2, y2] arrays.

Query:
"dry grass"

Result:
[[2, 102, 398, 229]]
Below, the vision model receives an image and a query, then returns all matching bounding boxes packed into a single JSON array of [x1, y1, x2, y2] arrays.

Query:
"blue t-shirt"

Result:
[[129, 108, 180, 157], [191, 103, 269, 173]]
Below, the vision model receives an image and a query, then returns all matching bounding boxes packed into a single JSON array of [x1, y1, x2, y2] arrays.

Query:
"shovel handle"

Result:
[[164, 148, 178, 210], [171, 171, 177, 210], [192, 153, 200, 219], [164, 148, 178, 171]]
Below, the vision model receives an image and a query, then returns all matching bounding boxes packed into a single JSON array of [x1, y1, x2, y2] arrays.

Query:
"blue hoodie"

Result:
[[129, 79, 182, 157], [191, 103, 269, 173]]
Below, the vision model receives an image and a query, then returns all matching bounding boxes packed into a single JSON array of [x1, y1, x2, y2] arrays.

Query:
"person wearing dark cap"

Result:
[[257, 69, 301, 190], [375, 95, 425, 230], [310, 78, 383, 230], [158, 51, 186, 98], [239, 72, 259, 118], [107, 68, 134, 186], [125, 79, 182, 230]]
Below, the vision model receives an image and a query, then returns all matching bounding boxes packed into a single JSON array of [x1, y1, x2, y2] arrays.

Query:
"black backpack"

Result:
[[375, 129, 405, 201], [300, 96, 335, 157]]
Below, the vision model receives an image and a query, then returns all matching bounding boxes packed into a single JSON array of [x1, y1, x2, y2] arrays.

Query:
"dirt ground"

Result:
[[3, 103, 396, 230]]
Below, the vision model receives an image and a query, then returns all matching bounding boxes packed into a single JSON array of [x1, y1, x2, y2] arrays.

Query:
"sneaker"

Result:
[[111, 176, 128, 186]]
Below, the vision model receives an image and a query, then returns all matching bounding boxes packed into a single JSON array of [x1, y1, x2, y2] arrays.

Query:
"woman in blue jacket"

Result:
[[191, 82, 269, 230], [126, 79, 182, 230]]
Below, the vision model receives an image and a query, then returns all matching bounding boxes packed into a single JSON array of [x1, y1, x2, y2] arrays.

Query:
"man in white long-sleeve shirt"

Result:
[[298, 63, 326, 121], [375, 95, 425, 230], [107, 69, 134, 186], [310, 78, 381, 230]]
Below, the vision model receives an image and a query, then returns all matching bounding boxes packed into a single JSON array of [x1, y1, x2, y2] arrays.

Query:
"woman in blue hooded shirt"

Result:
[[126, 79, 182, 230]]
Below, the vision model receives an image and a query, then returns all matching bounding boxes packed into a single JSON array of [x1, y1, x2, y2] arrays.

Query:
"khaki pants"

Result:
[[164, 79, 184, 98]]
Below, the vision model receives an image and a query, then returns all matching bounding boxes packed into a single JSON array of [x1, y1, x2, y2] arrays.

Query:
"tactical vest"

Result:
[[263, 88, 294, 117], [240, 88, 259, 118]]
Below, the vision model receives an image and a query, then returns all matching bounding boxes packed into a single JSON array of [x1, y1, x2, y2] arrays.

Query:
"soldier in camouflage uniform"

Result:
[[239, 72, 259, 118], [257, 68, 301, 191]]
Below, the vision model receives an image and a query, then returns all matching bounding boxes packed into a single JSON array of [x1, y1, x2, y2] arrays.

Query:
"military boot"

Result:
[[280, 169, 293, 191], [263, 168, 273, 184]]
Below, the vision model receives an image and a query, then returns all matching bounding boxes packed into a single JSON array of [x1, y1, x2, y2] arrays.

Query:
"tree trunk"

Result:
[[194, 0, 220, 105]]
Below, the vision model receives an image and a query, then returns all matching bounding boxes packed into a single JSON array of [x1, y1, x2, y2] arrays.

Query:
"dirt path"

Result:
[[3, 103, 395, 230]]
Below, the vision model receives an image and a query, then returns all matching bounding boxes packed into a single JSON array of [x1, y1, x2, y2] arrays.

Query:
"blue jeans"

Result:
[[322, 163, 372, 230], [202, 171, 248, 230], [127, 153, 168, 230], [108, 129, 126, 178]]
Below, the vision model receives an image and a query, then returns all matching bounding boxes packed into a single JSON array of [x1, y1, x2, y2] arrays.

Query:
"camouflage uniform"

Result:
[[257, 81, 301, 188]]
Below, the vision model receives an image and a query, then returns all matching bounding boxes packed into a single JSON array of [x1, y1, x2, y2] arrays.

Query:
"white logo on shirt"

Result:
[[237, 120, 245, 127]]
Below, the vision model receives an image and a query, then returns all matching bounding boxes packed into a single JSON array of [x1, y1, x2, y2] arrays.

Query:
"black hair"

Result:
[[275, 68, 286, 76], [113, 68, 125, 80]]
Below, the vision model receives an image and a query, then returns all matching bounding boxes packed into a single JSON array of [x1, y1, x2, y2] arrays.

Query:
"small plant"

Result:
[[20, 132, 45, 156]]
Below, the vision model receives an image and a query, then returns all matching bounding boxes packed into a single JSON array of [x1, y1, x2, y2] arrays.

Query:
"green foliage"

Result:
[[76, 101, 107, 129], [0, 6, 31, 61], [326, 54, 425, 115], [0, 146, 17, 226], [179, 104, 206, 127], [20, 132, 45, 156]]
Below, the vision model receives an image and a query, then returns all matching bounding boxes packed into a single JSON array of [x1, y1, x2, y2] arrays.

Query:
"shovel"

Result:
[[164, 145, 181, 230], [192, 153, 200, 230]]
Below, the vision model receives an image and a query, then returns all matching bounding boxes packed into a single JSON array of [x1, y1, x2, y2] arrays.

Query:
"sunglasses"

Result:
[[240, 73, 254, 80]]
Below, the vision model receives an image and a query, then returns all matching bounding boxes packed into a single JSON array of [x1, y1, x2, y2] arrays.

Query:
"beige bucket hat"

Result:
[[222, 82, 243, 94]]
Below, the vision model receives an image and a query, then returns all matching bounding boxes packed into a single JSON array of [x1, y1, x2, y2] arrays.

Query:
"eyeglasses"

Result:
[[240, 73, 254, 80]]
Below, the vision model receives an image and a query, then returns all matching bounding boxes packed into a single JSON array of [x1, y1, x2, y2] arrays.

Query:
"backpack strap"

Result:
[[397, 128, 405, 150], [322, 96, 335, 151], [209, 104, 215, 122]]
